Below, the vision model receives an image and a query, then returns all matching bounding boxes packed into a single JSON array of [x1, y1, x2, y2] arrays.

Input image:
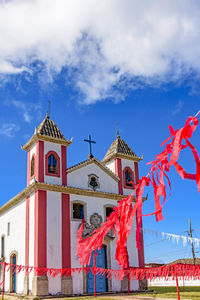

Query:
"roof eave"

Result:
[[67, 157, 120, 182], [22, 133, 72, 150], [102, 153, 143, 164]]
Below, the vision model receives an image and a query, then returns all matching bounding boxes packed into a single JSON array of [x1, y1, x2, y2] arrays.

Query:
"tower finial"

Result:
[[47, 100, 51, 118], [116, 121, 120, 138]]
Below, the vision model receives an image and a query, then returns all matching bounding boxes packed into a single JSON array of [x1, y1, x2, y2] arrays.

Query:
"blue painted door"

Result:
[[87, 246, 107, 293], [13, 255, 16, 293]]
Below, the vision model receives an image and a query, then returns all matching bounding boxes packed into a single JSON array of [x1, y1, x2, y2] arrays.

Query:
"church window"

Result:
[[73, 203, 84, 219], [125, 170, 132, 186], [1, 236, 5, 257], [71, 201, 86, 220], [123, 167, 135, 189], [104, 205, 115, 238], [48, 154, 57, 173], [7, 222, 10, 236], [45, 151, 60, 177], [106, 207, 114, 219], [88, 174, 100, 190], [31, 155, 35, 177]]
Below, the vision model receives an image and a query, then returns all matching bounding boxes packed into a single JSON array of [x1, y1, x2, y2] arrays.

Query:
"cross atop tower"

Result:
[[84, 134, 96, 159]]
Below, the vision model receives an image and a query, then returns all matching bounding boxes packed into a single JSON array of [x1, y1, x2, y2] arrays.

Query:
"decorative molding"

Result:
[[0, 182, 148, 216], [88, 174, 100, 191], [82, 213, 114, 239], [22, 133, 72, 151], [102, 153, 143, 164]]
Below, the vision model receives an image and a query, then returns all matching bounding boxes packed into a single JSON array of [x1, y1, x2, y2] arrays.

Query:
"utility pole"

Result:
[[188, 218, 196, 265]]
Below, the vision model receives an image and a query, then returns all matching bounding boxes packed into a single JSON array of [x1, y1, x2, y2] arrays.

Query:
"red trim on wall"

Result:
[[134, 162, 139, 184], [62, 193, 71, 269], [36, 141, 44, 182], [34, 190, 47, 275], [61, 146, 67, 186], [27, 151, 30, 186], [25, 196, 30, 276], [115, 158, 123, 195], [123, 166, 135, 189], [45, 150, 60, 178], [30, 153, 36, 181], [134, 161, 145, 268]]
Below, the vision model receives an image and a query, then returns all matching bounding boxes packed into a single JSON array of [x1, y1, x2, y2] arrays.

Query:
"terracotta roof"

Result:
[[37, 114, 66, 140], [22, 114, 72, 150], [167, 258, 200, 265], [102, 134, 142, 163], [67, 157, 120, 182]]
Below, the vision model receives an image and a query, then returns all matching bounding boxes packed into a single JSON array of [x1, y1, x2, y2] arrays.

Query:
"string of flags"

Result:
[[143, 227, 200, 247]]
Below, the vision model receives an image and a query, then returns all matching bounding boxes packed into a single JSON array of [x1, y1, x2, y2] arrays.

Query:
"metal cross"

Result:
[[47, 101, 51, 117], [84, 134, 96, 159]]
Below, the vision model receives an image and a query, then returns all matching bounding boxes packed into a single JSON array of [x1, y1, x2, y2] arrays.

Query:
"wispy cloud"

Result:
[[172, 100, 184, 115], [0, 1, 200, 103], [12, 100, 42, 123], [0, 123, 19, 138]]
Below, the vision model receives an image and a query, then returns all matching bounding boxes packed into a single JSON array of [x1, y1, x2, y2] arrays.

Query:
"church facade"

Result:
[[0, 114, 145, 296]]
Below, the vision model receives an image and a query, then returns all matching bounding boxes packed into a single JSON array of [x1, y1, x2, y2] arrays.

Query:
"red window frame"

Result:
[[123, 167, 135, 189], [45, 151, 60, 177]]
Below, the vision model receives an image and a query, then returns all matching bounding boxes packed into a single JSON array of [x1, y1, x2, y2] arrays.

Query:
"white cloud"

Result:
[[0, 123, 19, 137], [172, 100, 184, 115], [12, 100, 42, 123], [0, 0, 200, 103]]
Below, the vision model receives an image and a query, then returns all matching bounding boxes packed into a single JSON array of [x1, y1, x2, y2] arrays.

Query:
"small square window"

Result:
[[73, 203, 84, 219], [7, 222, 10, 236]]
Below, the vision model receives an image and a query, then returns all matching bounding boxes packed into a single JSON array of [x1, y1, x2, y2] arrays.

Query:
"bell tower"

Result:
[[22, 113, 72, 187], [102, 133, 142, 195]]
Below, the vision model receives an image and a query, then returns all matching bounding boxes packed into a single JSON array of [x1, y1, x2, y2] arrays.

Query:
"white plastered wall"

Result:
[[44, 142, 62, 186], [0, 199, 26, 294], [70, 194, 139, 293], [105, 160, 115, 174], [68, 163, 118, 194], [46, 191, 62, 294], [148, 277, 200, 287]]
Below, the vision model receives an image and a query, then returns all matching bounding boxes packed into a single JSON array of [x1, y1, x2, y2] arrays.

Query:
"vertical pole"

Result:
[[93, 252, 96, 298], [2, 263, 6, 300], [175, 267, 180, 300], [128, 269, 130, 295], [189, 218, 196, 265]]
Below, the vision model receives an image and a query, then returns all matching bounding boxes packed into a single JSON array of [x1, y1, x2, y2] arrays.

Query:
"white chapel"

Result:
[[0, 113, 145, 296]]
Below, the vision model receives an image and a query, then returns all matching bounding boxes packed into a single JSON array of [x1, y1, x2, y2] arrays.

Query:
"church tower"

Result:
[[23, 113, 72, 187], [22, 114, 72, 295], [102, 134, 145, 274], [102, 133, 142, 195]]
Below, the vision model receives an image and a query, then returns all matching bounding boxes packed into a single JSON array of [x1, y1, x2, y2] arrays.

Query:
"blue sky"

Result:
[[1, 0, 200, 265]]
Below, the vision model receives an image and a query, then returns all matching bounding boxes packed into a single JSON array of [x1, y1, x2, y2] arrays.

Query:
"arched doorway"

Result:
[[10, 252, 17, 293], [87, 246, 107, 293]]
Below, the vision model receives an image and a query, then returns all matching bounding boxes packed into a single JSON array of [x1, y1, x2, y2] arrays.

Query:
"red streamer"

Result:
[[76, 114, 200, 278]]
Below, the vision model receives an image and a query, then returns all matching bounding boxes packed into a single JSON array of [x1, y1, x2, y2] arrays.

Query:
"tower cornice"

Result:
[[22, 133, 72, 151]]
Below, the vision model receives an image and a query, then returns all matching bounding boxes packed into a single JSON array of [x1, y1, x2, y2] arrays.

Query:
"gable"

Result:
[[67, 162, 119, 194]]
